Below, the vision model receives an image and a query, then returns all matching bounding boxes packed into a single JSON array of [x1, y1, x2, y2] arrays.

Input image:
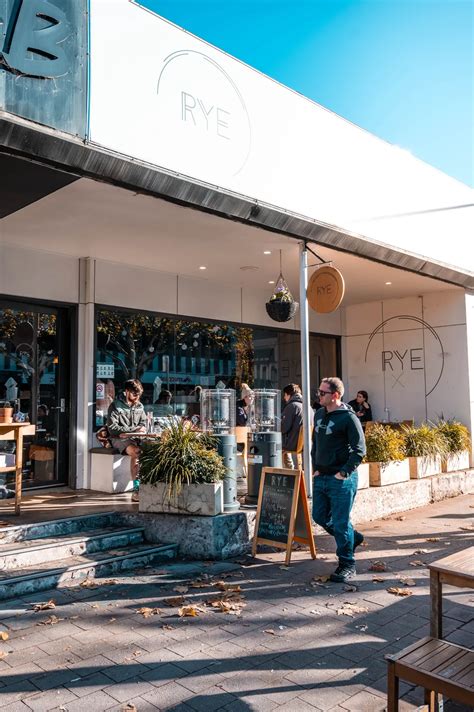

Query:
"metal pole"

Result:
[[299, 243, 312, 497]]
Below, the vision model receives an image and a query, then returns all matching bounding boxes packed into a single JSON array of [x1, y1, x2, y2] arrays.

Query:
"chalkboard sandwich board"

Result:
[[252, 467, 317, 566]]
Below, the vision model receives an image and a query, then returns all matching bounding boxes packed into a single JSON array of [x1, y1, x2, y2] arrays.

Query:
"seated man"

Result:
[[107, 379, 147, 502]]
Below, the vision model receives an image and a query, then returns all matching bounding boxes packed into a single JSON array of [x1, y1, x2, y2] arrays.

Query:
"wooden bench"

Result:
[[386, 636, 474, 711]]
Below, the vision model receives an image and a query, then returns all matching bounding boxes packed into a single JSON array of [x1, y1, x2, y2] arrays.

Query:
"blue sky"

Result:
[[141, 0, 473, 187]]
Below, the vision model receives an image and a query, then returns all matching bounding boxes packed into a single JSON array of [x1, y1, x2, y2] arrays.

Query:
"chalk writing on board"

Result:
[[257, 472, 296, 543]]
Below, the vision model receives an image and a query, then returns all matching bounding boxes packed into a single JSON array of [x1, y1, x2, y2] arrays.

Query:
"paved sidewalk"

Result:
[[0, 494, 473, 712]]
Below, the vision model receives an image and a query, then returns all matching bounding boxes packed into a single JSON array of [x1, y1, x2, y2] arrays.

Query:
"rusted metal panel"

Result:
[[0, 0, 87, 137]]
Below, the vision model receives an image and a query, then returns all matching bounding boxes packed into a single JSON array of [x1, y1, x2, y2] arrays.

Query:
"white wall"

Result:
[[89, 0, 474, 274], [342, 290, 471, 431]]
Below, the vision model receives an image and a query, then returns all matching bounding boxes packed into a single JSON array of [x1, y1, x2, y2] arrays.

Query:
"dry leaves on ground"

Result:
[[312, 574, 330, 583], [343, 584, 358, 593], [387, 587, 413, 597], [368, 561, 387, 572], [207, 598, 246, 615], [178, 604, 205, 618], [0, 631, 9, 642], [173, 585, 189, 594], [213, 581, 242, 593], [395, 516, 406, 521], [336, 602, 369, 617], [136, 607, 161, 618], [372, 577, 386, 583], [426, 537, 440, 542], [263, 629, 276, 635], [409, 560, 426, 567], [37, 614, 62, 626], [31, 599, 56, 612], [0, 650, 8, 659], [162, 624, 174, 630], [163, 596, 185, 607], [79, 578, 99, 589], [414, 549, 429, 555], [121, 704, 137, 712], [399, 577, 416, 586]]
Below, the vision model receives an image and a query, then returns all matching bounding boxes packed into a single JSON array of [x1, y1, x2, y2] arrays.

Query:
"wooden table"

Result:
[[429, 547, 474, 638], [0, 422, 36, 515]]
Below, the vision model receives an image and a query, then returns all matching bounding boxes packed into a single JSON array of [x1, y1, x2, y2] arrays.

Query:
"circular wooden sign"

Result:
[[307, 266, 345, 313]]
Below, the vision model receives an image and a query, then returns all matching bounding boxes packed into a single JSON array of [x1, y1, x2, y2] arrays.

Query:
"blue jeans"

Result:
[[312, 473, 358, 567]]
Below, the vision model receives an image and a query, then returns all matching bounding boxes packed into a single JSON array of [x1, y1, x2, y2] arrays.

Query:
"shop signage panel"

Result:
[[0, 0, 87, 137], [88, 0, 472, 273], [96, 363, 115, 379]]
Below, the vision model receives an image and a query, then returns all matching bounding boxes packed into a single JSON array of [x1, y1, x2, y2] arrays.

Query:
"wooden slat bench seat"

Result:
[[386, 636, 474, 711]]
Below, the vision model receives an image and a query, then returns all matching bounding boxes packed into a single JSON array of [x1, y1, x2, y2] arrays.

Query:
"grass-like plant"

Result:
[[365, 423, 406, 467], [434, 419, 471, 455], [401, 423, 448, 461], [139, 420, 226, 498]]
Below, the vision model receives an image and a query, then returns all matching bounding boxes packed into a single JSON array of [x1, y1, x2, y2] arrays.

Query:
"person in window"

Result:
[[155, 389, 173, 416], [236, 384, 253, 427], [348, 390, 372, 424], [107, 379, 147, 502]]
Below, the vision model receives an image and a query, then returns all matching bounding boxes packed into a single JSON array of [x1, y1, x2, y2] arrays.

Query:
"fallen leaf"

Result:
[[79, 578, 98, 589], [395, 516, 406, 521], [163, 596, 185, 607], [0, 631, 9, 641], [409, 560, 426, 567], [309, 609, 321, 615], [343, 584, 358, 592], [426, 537, 440, 542], [369, 561, 387, 572], [173, 585, 189, 594], [263, 629, 276, 635], [206, 597, 246, 614], [38, 615, 62, 625], [136, 607, 161, 618], [102, 579, 118, 586], [0, 650, 7, 659], [399, 577, 416, 586], [31, 599, 56, 612], [189, 580, 211, 589], [387, 587, 413, 597], [213, 581, 242, 593], [460, 525, 474, 531], [337, 603, 369, 617], [279, 565, 290, 570], [372, 577, 386, 583], [162, 624, 175, 630], [414, 549, 429, 554], [178, 605, 205, 618], [312, 574, 330, 583], [122, 705, 137, 712]]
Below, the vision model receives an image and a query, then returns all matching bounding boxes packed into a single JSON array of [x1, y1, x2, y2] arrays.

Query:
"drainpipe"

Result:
[[299, 242, 312, 498]]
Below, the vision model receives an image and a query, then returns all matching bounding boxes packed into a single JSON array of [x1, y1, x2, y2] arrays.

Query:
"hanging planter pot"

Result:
[[265, 270, 299, 323]]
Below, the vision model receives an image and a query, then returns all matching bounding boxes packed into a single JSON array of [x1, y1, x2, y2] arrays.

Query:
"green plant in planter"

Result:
[[365, 423, 406, 467], [401, 423, 448, 461], [434, 419, 471, 455], [139, 420, 226, 498]]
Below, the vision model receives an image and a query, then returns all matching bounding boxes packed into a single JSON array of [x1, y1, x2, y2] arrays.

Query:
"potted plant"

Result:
[[138, 420, 226, 515], [365, 423, 410, 486], [0, 402, 13, 424], [265, 273, 298, 323], [402, 423, 447, 479], [435, 419, 471, 472]]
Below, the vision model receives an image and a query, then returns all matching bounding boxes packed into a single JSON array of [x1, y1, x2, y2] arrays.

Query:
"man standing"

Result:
[[107, 379, 147, 502], [311, 377, 366, 582], [281, 383, 312, 469]]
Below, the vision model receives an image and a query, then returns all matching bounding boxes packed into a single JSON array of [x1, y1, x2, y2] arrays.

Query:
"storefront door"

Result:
[[0, 301, 73, 489]]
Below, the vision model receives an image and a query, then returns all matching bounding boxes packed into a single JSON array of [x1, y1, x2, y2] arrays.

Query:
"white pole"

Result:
[[299, 242, 312, 497]]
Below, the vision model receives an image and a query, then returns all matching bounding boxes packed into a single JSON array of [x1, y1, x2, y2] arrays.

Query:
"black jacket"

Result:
[[281, 393, 313, 451], [311, 403, 366, 475], [348, 399, 373, 423], [236, 399, 249, 427]]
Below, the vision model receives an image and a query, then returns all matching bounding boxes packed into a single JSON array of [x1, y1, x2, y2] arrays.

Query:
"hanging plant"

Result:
[[265, 252, 299, 323]]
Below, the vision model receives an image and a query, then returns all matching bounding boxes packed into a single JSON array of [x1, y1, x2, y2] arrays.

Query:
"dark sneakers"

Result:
[[330, 564, 357, 582], [354, 531, 364, 550]]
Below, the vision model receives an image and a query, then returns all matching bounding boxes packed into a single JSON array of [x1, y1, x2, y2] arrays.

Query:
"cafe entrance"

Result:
[[0, 300, 74, 490]]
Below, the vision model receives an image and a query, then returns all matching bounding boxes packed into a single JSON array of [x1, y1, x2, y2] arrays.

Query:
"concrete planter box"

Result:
[[408, 455, 442, 479], [357, 463, 370, 489], [369, 458, 410, 486], [139, 482, 224, 516], [441, 451, 471, 473]]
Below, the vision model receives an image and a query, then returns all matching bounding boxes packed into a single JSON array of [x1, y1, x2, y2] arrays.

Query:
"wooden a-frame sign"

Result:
[[252, 467, 317, 566]]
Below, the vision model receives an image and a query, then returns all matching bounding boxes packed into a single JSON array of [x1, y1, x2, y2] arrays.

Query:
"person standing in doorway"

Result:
[[311, 377, 366, 582], [281, 383, 313, 469], [107, 379, 147, 502]]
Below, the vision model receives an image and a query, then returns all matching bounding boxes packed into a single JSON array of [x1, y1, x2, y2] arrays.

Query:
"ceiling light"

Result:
[[268, 280, 275, 284], [199, 266, 207, 270], [240, 265, 259, 271], [263, 250, 272, 255], [385, 281, 392, 285]]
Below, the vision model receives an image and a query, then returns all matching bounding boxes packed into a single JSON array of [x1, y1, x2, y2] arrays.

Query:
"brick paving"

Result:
[[0, 494, 472, 711]]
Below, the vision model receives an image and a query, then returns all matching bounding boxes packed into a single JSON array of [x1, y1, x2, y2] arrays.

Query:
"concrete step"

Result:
[[0, 512, 120, 544], [0, 526, 146, 571], [0, 542, 177, 600]]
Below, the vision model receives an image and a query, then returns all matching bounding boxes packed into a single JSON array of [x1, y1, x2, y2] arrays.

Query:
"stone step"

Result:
[[0, 512, 120, 544], [0, 526, 145, 571], [0, 542, 177, 600]]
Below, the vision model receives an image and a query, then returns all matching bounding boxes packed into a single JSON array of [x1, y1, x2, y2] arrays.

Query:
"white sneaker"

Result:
[[131, 491, 139, 502]]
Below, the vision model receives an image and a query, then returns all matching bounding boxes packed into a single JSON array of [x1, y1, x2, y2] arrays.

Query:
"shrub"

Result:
[[401, 423, 448, 461], [434, 419, 471, 455], [365, 423, 406, 466], [139, 420, 226, 498]]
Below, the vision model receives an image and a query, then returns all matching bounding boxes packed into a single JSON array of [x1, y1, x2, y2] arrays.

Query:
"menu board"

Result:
[[252, 468, 317, 565]]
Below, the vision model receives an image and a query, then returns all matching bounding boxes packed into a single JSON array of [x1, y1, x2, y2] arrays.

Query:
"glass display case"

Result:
[[200, 389, 236, 435], [251, 389, 281, 433]]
